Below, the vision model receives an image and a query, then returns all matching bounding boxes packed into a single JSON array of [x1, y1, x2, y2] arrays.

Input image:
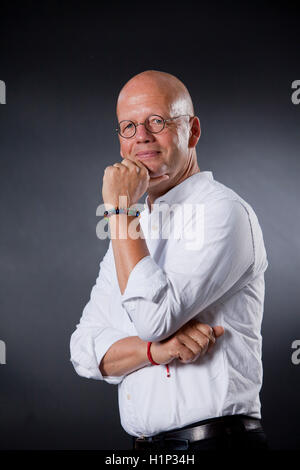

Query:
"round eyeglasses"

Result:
[[116, 114, 192, 139]]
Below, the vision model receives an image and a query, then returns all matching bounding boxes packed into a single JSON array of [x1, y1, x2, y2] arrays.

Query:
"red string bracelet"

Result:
[[147, 342, 170, 378]]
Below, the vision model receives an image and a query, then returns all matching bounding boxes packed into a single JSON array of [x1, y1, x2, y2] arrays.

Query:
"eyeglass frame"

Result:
[[115, 114, 194, 139]]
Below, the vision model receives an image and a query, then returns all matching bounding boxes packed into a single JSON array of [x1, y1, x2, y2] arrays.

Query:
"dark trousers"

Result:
[[184, 430, 268, 451]]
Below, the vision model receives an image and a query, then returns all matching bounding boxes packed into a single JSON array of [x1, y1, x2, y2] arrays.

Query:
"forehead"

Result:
[[117, 91, 173, 121]]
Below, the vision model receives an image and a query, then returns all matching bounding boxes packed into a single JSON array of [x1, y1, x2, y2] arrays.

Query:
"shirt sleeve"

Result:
[[121, 199, 259, 342], [70, 242, 129, 385]]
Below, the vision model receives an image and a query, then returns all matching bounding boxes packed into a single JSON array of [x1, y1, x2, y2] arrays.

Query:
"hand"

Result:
[[102, 158, 169, 208], [150, 319, 225, 365]]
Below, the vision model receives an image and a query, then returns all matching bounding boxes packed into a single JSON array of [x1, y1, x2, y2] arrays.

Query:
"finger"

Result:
[[195, 323, 216, 343], [177, 333, 206, 357], [121, 159, 148, 175], [193, 330, 215, 351], [122, 158, 146, 170], [212, 326, 225, 338], [207, 338, 215, 353], [207, 326, 224, 353], [182, 325, 215, 351], [177, 345, 197, 363]]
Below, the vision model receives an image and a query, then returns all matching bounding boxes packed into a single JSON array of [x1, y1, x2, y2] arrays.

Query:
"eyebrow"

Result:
[[118, 113, 167, 122]]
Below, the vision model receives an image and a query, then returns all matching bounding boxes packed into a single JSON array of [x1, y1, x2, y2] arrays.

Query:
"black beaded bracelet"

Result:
[[103, 207, 141, 220]]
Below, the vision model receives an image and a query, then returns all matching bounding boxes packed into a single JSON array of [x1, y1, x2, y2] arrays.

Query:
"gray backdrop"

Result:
[[0, 0, 299, 450]]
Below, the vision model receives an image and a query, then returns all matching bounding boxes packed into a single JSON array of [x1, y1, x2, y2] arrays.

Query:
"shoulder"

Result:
[[187, 174, 258, 223]]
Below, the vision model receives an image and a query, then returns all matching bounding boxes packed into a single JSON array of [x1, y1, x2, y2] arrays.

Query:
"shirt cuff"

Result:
[[70, 327, 129, 384], [94, 328, 129, 384], [121, 255, 168, 320]]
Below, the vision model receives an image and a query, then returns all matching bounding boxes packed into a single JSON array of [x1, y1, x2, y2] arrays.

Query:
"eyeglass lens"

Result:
[[119, 115, 164, 138]]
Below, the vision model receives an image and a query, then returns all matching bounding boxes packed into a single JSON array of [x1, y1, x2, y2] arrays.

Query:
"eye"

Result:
[[150, 117, 163, 125], [120, 121, 135, 135]]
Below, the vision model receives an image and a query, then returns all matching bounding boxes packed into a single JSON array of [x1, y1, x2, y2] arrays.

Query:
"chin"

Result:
[[148, 164, 168, 176]]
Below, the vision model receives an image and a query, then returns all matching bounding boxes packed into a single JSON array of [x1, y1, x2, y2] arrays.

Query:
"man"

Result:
[[70, 70, 268, 451]]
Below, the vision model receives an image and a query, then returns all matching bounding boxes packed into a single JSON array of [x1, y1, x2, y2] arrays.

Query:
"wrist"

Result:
[[104, 207, 141, 223], [147, 342, 160, 365], [148, 342, 171, 378]]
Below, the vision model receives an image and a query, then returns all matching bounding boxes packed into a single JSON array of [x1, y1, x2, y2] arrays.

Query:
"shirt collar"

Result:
[[144, 171, 214, 212]]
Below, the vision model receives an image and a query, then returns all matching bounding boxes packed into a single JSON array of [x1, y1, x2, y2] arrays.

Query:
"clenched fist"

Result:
[[150, 319, 225, 365], [102, 158, 169, 209]]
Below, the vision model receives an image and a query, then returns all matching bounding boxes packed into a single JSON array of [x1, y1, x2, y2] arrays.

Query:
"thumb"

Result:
[[212, 326, 225, 338]]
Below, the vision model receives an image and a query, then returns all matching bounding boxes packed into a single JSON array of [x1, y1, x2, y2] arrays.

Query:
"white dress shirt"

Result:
[[70, 171, 268, 437]]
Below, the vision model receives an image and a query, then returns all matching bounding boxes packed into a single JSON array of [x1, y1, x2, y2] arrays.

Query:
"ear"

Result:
[[188, 117, 201, 148]]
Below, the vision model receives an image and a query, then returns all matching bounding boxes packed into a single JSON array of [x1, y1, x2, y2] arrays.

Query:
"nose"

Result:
[[135, 123, 155, 142]]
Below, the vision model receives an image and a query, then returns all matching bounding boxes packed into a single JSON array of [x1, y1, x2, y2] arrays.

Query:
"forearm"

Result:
[[98, 322, 224, 377], [99, 336, 149, 377], [109, 214, 150, 294]]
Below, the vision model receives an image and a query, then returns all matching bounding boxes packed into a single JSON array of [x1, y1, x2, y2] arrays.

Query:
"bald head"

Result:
[[116, 70, 194, 119]]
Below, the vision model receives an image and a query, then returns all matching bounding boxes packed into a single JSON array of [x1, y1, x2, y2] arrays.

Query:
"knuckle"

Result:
[[181, 347, 194, 362], [199, 338, 209, 354], [199, 324, 211, 337], [203, 324, 212, 335], [195, 340, 203, 353]]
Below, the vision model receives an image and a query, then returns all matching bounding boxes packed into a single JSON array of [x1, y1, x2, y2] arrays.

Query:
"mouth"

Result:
[[136, 151, 160, 160]]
